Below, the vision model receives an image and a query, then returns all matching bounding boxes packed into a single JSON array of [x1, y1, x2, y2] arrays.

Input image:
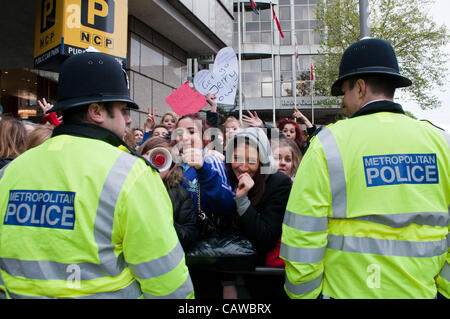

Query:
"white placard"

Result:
[[193, 47, 238, 105]]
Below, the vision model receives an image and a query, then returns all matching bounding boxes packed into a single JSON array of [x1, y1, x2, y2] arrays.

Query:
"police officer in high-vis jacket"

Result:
[[0, 52, 194, 299], [281, 38, 449, 299]]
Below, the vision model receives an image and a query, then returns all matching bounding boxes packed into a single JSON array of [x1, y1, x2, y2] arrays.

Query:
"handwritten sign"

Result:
[[193, 47, 238, 105], [164, 82, 207, 116]]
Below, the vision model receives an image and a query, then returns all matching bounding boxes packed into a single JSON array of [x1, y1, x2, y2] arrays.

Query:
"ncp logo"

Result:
[[41, 0, 56, 33], [81, 0, 115, 34]]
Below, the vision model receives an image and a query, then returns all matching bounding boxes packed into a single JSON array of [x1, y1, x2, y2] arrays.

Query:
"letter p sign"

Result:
[[81, 0, 114, 33], [41, 0, 56, 33]]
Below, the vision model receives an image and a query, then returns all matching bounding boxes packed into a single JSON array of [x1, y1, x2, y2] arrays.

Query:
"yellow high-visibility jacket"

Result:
[[281, 101, 449, 299], [0, 130, 194, 299]]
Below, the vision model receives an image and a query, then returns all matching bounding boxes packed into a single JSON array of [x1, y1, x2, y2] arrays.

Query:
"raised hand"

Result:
[[182, 147, 204, 170], [242, 110, 264, 128], [293, 106, 313, 128], [236, 173, 255, 198], [37, 98, 53, 113], [205, 93, 217, 112], [145, 106, 156, 131]]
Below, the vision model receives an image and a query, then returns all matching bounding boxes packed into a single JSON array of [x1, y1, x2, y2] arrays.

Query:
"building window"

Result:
[[261, 58, 273, 72], [281, 31, 291, 45], [262, 82, 273, 97], [234, 7, 272, 44], [244, 81, 261, 98], [129, 33, 140, 72], [140, 39, 163, 82], [280, 56, 292, 72], [281, 82, 292, 97], [279, 6, 291, 21], [294, 2, 319, 45]]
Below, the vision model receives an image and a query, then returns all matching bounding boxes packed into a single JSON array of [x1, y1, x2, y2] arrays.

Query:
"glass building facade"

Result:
[[232, 0, 337, 124]]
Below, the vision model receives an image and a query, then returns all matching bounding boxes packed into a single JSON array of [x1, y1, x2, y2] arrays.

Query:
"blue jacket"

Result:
[[180, 155, 235, 216]]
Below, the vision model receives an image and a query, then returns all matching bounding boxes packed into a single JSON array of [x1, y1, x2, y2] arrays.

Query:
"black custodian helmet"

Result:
[[48, 52, 138, 113], [331, 38, 412, 96]]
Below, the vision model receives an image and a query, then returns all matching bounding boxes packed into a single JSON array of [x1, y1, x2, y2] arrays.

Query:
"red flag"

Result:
[[311, 63, 315, 81], [295, 42, 299, 59], [249, 0, 260, 14], [272, 6, 284, 39]]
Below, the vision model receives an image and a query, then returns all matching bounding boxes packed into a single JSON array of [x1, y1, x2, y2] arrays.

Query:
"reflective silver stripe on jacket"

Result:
[[348, 212, 449, 228], [0, 258, 123, 281], [94, 151, 137, 277], [285, 274, 322, 296], [7, 280, 142, 299], [0, 162, 11, 181], [439, 129, 450, 151], [128, 241, 185, 280], [0, 152, 136, 282], [439, 262, 450, 282], [279, 243, 326, 264], [437, 130, 450, 215], [283, 210, 328, 232], [143, 275, 194, 299], [317, 127, 347, 218], [0, 270, 5, 299], [327, 234, 447, 258]]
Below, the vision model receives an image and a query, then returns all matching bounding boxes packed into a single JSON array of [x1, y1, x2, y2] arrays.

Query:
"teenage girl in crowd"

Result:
[[272, 136, 303, 181], [141, 107, 179, 145], [0, 116, 27, 169], [265, 136, 303, 270], [222, 116, 243, 148], [225, 127, 292, 299], [171, 112, 236, 299], [151, 124, 170, 139], [277, 118, 306, 154], [138, 137, 199, 249], [133, 128, 144, 146], [172, 113, 235, 217]]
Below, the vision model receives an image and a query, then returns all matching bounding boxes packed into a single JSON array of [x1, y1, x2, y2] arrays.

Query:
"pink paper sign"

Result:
[[164, 82, 207, 116]]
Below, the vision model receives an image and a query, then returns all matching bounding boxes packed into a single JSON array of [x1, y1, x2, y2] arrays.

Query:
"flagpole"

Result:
[[307, 5, 314, 125], [270, 0, 276, 126], [237, 0, 243, 123], [311, 73, 314, 124], [294, 53, 297, 123]]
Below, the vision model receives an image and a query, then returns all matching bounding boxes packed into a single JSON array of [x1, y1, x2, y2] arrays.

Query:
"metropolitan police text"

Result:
[[4, 190, 76, 230], [363, 153, 438, 187]]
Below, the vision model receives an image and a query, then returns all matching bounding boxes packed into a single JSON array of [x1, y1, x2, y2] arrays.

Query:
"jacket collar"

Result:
[[52, 123, 157, 170], [351, 100, 405, 118], [53, 123, 125, 147]]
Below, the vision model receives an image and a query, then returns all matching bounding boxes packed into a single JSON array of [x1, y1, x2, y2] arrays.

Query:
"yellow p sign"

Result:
[[81, 0, 114, 33], [87, 0, 108, 25], [41, 0, 56, 32]]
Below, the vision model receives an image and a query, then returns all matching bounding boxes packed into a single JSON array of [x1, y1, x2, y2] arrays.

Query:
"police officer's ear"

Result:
[[87, 103, 106, 124], [354, 78, 370, 101]]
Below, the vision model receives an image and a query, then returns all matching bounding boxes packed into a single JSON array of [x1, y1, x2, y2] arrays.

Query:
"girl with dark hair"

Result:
[[226, 127, 291, 254], [173, 113, 234, 217], [172, 113, 235, 299], [225, 127, 292, 298]]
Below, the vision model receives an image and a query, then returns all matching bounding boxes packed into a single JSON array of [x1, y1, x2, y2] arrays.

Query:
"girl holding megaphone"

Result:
[[138, 137, 199, 250]]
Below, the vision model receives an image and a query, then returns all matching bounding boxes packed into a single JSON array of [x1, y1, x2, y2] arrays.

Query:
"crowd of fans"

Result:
[[0, 93, 316, 299]]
